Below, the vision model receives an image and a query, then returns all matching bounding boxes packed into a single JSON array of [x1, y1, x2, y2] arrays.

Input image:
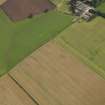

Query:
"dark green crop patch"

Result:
[[0, 10, 73, 76]]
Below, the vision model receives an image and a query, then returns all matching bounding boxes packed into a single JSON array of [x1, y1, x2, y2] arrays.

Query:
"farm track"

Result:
[[0, 41, 104, 105]]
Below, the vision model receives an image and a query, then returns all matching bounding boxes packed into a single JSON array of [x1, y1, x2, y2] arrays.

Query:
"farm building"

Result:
[[70, 0, 96, 21], [1, 0, 55, 21]]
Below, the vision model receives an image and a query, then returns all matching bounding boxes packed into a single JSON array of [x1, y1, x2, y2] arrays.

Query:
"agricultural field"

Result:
[[0, 75, 36, 105], [55, 17, 105, 79], [0, 9, 73, 76], [9, 41, 105, 105], [1, 0, 55, 21], [0, 0, 104, 78]]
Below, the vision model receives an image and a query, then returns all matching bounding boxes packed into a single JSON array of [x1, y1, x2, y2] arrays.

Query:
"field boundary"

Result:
[[8, 73, 40, 105]]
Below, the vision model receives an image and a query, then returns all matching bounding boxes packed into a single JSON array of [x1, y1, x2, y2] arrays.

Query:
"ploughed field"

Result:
[[1, 0, 55, 21], [8, 41, 105, 105], [0, 0, 105, 79]]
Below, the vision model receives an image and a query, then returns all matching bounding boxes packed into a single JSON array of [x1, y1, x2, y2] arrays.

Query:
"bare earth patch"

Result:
[[1, 0, 55, 21]]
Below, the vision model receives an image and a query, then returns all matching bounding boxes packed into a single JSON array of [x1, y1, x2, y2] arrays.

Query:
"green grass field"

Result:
[[97, 2, 105, 13], [0, 9, 73, 76], [55, 17, 105, 79]]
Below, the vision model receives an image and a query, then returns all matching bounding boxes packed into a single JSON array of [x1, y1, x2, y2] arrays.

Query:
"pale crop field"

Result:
[[9, 41, 105, 105], [55, 17, 105, 79]]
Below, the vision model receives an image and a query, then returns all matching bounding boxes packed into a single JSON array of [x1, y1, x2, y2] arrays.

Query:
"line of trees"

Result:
[[91, 0, 105, 7]]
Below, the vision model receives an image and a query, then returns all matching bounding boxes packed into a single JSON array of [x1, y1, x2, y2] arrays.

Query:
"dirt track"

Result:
[[9, 41, 105, 105], [1, 0, 55, 21]]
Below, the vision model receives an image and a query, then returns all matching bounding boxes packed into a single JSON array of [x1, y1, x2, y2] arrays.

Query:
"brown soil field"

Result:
[[0, 75, 36, 105], [1, 0, 55, 21], [9, 41, 105, 105]]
